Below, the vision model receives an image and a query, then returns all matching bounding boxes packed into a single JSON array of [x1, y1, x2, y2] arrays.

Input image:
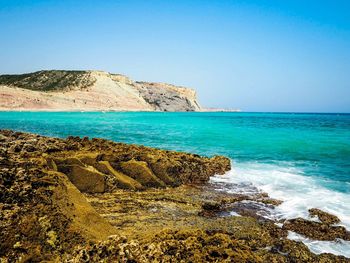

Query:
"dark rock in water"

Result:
[[268, 239, 350, 263], [309, 208, 341, 225], [283, 218, 350, 241]]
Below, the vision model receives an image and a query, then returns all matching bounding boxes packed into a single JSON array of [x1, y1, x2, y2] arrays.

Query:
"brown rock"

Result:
[[120, 159, 166, 188], [60, 165, 105, 193], [0, 134, 8, 142], [199, 201, 223, 217], [309, 208, 340, 225], [210, 155, 231, 174], [283, 218, 350, 241], [51, 171, 117, 240], [22, 143, 36, 152], [95, 161, 143, 190], [147, 158, 179, 186], [76, 153, 99, 166]]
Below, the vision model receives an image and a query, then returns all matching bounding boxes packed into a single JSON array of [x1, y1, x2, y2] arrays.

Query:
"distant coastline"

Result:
[[0, 70, 237, 112], [0, 108, 242, 113]]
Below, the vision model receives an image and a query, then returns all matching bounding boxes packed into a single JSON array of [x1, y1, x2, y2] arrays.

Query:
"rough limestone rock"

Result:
[[59, 165, 105, 193], [1, 130, 231, 194], [0, 70, 202, 111], [309, 208, 341, 225], [94, 161, 144, 190], [1, 130, 349, 262], [119, 159, 166, 188], [283, 218, 350, 241], [0, 153, 117, 262]]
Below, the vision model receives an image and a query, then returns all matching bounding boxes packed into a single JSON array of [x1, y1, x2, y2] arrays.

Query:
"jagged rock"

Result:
[[120, 159, 166, 188], [283, 218, 350, 241], [95, 161, 144, 190], [309, 208, 340, 225], [0, 134, 8, 142], [75, 153, 100, 166], [58, 165, 105, 193], [145, 158, 178, 186], [9, 142, 22, 153], [54, 157, 85, 167], [0, 160, 116, 262], [209, 156, 231, 175]]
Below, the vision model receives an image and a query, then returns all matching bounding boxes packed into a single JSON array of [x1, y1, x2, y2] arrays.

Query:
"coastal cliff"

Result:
[[0, 70, 202, 111]]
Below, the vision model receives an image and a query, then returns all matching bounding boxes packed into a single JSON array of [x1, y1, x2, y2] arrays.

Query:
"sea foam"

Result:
[[211, 160, 350, 257]]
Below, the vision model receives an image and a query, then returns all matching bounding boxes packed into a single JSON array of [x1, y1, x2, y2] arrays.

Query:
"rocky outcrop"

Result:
[[309, 208, 341, 225], [0, 130, 231, 261], [1, 130, 349, 262], [2, 130, 230, 193], [136, 81, 201, 111], [0, 70, 202, 111], [283, 218, 350, 241], [283, 208, 350, 241]]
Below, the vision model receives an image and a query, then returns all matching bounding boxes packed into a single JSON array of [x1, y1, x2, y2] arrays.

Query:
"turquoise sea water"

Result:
[[1, 112, 349, 191], [1, 112, 350, 256]]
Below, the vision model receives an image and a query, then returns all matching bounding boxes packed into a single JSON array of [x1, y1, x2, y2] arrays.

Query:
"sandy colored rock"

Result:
[[120, 159, 166, 188], [0, 159, 116, 262], [51, 171, 117, 240], [95, 161, 144, 190], [58, 165, 105, 193], [0, 70, 202, 111]]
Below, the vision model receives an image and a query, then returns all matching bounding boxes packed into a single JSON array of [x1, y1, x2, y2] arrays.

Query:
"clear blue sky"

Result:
[[1, 0, 349, 112]]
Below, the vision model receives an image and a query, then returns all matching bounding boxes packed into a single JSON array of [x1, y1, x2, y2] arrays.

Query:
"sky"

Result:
[[0, 0, 349, 112]]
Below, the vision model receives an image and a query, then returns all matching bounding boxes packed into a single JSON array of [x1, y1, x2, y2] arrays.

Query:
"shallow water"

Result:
[[1, 111, 349, 256]]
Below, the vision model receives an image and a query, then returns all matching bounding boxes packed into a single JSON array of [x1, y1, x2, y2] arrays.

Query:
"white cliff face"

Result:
[[135, 82, 201, 112], [0, 70, 202, 112]]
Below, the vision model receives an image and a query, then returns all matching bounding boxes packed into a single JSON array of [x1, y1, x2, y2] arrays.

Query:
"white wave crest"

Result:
[[288, 231, 350, 258], [211, 161, 350, 257]]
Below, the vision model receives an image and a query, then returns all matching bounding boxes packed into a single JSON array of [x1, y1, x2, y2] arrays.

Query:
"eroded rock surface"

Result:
[[283, 219, 350, 241], [309, 208, 341, 225], [1, 130, 349, 262], [282, 208, 349, 242]]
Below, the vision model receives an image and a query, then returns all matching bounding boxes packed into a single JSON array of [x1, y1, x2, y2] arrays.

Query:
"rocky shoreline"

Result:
[[1, 130, 349, 262]]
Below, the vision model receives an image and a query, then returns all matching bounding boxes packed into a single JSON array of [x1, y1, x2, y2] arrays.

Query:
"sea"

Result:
[[1, 111, 349, 257]]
